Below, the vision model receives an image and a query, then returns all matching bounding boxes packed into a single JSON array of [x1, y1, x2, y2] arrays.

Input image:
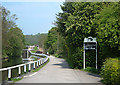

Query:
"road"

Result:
[[16, 56, 102, 83]]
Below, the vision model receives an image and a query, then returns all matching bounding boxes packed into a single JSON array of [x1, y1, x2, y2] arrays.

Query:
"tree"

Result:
[[45, 2, 120, 69], [7, 27, 25, 57], [1, 6, 25, 67]]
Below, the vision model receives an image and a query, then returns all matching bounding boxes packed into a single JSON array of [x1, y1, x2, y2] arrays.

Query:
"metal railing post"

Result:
[[37, 61, 38, 68], [33, 62, 35, 69], [29, 63, 31, 72], [8, 69, 11, 81], [41, 60, 42, 65], [39, 60, 40, 66], [24, 65, 26, 73], [18, 66, 21, 76]]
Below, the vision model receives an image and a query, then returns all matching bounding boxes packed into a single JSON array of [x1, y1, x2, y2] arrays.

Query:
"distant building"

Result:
[[26, 45, 35, 50]]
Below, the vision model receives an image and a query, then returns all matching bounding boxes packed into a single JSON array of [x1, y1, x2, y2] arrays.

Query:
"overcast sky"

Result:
[[2, 1, 63, 35]]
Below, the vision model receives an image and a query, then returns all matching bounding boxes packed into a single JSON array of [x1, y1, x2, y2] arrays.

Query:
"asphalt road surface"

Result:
[[16, 56, 102, 83]]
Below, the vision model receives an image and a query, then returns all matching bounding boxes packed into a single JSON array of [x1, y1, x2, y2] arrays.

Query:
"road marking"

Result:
[[29, 72, 38, 77], [23, 72, 38, 78], [24, 76, 28, 78]]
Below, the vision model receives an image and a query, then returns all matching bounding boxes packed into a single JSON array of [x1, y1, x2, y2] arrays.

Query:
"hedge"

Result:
[[100, 58, 120, 85]]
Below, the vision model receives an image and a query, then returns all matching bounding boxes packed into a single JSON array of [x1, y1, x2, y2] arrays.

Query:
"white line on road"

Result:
[[23, 72, 38, 78], [29, 72, 38, 77]]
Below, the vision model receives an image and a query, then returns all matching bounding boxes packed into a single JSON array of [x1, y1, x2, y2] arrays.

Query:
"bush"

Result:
[[48, 47, 54, 54], [84, 67, 100, 74], [100, 58, 120, 85]]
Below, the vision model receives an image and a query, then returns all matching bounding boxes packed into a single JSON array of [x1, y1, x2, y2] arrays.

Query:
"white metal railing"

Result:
[[0, 54, 49, 80]]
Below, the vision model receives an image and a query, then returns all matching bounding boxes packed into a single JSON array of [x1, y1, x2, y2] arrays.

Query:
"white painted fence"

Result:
[[0, 54, 49, 80]]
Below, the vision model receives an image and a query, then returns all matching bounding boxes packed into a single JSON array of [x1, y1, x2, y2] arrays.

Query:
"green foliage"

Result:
[[34, 46, 38, 50], [82, 67, 100, 74], [44, 26, 66, 55], [43, 3, 120, 84], [25, 34, 39, 45], [1, 6, 25, 82], [25, 33, 47, 47], [7, 27, 25, 57], [45, 3, 120, 85], [11, 77, 23, 83], [53, 2, 120, 69], [2, 6, 25, 59], [100, 58, 120, 85], [31, 56, 37, 61], [44, 27, 58, 54], [32, 58, 49, 72]]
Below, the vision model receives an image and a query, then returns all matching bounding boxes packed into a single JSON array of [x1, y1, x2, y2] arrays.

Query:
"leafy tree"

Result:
[[1, 6, 25, 67], [44, 27, 58, 54], [45, 2, 120, 69], [7, 27, 25, 57]]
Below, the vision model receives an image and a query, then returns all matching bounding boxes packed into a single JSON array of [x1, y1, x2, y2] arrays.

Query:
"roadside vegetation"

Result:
[[11, 58, 50, 83], [44, 2, 120, 85], [1, 6, 25, 82], [25, 33, 47, 48], [31, 46, 39, 53], [32, 58, 50, 72], [2, 6, 25, 66]]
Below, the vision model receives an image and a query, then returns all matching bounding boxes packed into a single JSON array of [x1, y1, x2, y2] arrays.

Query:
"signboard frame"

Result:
[[83, 37, 97, 69]]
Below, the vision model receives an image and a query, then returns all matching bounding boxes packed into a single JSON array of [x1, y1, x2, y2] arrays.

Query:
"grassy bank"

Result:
[[11, 58, 50, 82]]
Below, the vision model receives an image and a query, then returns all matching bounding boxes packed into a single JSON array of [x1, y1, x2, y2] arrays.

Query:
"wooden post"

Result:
[[8, 69, 11, 81]]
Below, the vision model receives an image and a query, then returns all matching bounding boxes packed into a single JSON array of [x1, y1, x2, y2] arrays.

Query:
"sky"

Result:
[[2, 1, 63, 35]]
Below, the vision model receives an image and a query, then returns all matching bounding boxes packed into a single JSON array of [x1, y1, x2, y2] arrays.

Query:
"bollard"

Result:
[[29, 64, 31, 72], [18, 66, 21, 76], [24, 65, 26, 73], [8, 69, 11, 81]]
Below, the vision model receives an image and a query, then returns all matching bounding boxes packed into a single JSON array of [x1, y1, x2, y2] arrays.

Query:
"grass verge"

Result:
[[32, 58, 50, 72], [81, 67, 100, 74], [11, 77, 23, 83], [10, 58, 50, 83]]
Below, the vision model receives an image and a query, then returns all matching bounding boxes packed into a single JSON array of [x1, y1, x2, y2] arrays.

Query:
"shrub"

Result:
[[100, 58, 120, 85], [84, 67, 100, 74]]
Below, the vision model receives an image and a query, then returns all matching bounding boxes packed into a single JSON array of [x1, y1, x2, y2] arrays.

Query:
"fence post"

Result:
[[24, 65, 26, 73], [33, 62, 35, 69], [18, 66, 21, 76], [41, 60, 42, 65], [39, 60, 40, 66], [40, 60, 41, 65], [8, 69, 11, 81], [37, 61, 38, 68], [29, 63, 31, 72]]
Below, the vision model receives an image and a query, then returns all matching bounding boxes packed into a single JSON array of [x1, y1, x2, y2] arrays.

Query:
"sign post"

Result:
[[83, 36, 97, 69]]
